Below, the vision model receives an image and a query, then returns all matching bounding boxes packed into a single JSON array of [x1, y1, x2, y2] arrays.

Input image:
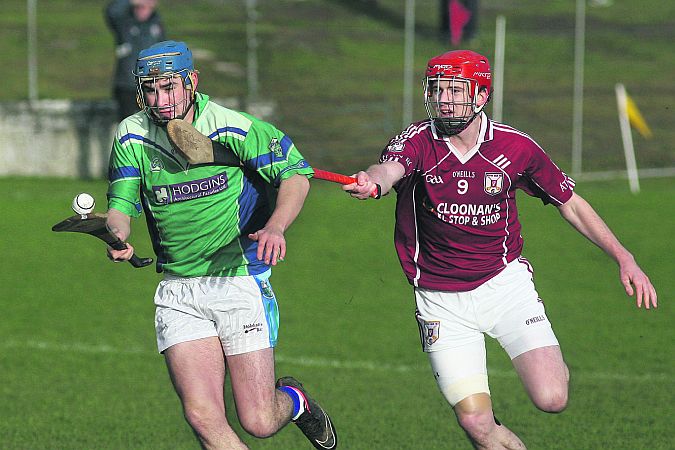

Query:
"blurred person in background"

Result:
[[105, 0, 165, 121], [440, 0, 479, 44], [344, 49, 657, 449], [105, 40, 337, 450]]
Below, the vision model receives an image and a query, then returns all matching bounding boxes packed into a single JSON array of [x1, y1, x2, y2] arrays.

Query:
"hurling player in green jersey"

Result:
[[106, 41, 337, 449]]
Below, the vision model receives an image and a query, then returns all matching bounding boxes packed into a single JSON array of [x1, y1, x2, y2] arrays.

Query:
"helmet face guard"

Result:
[[424, 76, 482, 136], [423, 50, 492, 136], [133, 40, 196, 125], [135, 71, 195, 125]]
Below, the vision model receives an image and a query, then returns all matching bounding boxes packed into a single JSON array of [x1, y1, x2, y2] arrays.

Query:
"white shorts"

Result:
[[414, 258, 559, 405], [153, 270, 279, 356]]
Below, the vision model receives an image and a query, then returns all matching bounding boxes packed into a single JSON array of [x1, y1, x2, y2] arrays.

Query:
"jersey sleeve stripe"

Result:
[[280, 135, 293, 152], [109, 165, 141, 181], [108, 194, 142, 214], [275, 160, 311, 185], [243, 136, 295, 169], [244, 153, 275, 169], [210, 126, 247, 140], [119, 132, 169, 147]]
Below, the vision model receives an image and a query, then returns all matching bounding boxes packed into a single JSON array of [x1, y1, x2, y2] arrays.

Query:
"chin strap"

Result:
[[174, 100, 195, 122], [435, 109, 482, 137]]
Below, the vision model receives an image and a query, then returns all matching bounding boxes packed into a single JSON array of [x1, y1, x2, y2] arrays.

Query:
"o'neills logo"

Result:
[[525, 315, 546, 326]]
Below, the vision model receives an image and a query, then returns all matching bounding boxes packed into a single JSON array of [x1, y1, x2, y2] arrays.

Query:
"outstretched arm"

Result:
[[557, 192, 657, 309], [248, 174, 310, 266], [342, 160, 406, 200]]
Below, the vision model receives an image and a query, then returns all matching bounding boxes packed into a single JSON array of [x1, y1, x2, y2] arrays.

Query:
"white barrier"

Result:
[[0, 100, 116, 178], [0, 97, 268, 179]]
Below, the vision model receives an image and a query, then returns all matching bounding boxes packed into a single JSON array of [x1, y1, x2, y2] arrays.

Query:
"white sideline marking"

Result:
[[4, 340, 670, 383]]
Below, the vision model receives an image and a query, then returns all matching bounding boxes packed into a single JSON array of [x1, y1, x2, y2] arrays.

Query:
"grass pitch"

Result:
[[0, 177, 672, 449], [0, 1, 672, 447]]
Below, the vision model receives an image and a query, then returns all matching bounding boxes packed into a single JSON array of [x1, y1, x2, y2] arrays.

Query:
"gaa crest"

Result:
[[150, 156, 164, 172], [423, 320, 440, 346], [484, 172, 504, 196]]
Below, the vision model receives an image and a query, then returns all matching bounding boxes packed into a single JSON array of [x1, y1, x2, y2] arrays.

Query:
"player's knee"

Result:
[[183, 402, 220, 435], [533, 387, 568, 413], [535, 367, 569, 413], [239, 410, 278, 438], [452, 392, 496, 442], [455, 408, 497, 441]]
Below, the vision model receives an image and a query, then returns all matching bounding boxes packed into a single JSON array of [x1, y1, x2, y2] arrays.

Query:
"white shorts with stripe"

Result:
[[414, 258, 559, 405], [153, 270, 279, 355]]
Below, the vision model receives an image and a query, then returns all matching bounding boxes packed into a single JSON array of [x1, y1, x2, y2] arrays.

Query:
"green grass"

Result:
[[0, 177, 672, 449], [1, 1, 673, 448]]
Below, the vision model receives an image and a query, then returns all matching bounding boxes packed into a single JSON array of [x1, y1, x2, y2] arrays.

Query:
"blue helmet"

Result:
[[134, 40, 197, 124], [134, 40, 194, 83]]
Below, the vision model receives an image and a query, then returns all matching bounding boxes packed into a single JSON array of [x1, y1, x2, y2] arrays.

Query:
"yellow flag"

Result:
[[625, 93, 653, 139]]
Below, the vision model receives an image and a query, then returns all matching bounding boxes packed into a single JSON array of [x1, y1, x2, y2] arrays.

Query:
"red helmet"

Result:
[[424, 50, 492, 135], [425, 50, 492, 95]]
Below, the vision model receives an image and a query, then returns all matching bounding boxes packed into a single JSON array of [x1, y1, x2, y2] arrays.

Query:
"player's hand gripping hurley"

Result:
[[166, 119, 381, 198], [52, 193, 153, 268]]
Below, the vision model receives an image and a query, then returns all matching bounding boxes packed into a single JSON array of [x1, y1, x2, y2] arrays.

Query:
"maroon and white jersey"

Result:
[[381, 113, 575, 292]]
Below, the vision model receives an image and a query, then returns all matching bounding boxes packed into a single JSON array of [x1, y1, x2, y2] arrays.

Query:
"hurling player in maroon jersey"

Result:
[[343, 50, 657, 449]]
